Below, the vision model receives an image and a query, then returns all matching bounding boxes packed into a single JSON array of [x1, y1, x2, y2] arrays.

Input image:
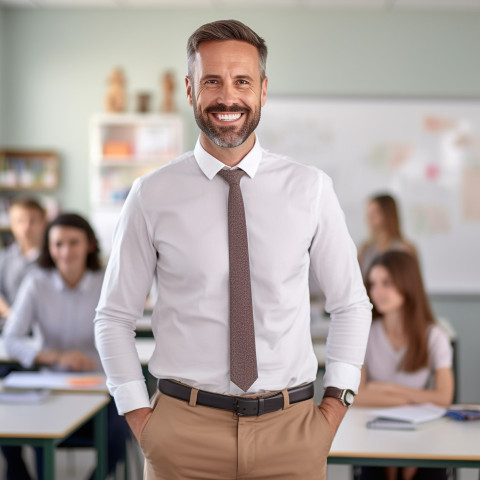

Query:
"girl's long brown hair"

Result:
[[366, 251, 435, 372], [370, 194, 403, 241]]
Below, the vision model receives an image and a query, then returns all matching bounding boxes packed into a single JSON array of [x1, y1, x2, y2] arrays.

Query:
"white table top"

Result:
[[0, 392, 109, 439], [330, 406, 480, 461]]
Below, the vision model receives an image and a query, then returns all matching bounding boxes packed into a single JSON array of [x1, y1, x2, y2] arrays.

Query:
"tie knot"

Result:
[[218, 168, 245, 186]]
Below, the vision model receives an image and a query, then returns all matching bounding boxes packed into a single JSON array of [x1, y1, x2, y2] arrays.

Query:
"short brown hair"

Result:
[[187, 19, 268, 80], [9, 196, 46, 217]]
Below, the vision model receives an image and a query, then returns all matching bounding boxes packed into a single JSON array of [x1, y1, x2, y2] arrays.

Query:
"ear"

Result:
[[260, 76, 268, 108], [185, 76, 194, 107]]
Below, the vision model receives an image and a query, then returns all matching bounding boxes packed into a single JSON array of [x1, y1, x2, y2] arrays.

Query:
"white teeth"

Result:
[[216, 113, 242, 121]]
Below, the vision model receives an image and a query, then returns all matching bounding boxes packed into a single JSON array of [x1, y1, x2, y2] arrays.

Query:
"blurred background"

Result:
[[0, 0, 479, 408]]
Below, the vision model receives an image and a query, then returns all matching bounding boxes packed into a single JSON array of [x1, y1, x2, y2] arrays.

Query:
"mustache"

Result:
[[205, 104, 249, 114]]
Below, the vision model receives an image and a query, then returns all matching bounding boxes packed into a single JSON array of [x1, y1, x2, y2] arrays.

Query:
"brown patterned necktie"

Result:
[[218, 168, 258, 392]]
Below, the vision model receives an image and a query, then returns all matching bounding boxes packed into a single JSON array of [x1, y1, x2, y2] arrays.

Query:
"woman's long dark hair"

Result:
[[366, 250, 435, 372], [369, 194, 403, 241], [37, 213, 102, 271]]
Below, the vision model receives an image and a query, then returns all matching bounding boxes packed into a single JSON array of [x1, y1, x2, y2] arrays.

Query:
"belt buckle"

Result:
[[233, 397, 265, 416], [233, 398, 248, 416]]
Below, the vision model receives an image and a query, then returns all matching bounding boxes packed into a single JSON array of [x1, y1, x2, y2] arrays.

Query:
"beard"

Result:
[[192, 95, 262, 148]]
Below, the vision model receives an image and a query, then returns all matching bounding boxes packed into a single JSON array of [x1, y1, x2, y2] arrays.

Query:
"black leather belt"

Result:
[[158, 379, 314, 417]]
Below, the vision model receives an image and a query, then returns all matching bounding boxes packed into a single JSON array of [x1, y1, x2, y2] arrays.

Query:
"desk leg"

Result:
[[94, 404, 108, 480], [43, 441, 55, 480]]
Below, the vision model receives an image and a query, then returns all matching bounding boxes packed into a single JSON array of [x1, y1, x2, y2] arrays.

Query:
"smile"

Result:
[[213, 113, 243, 122]]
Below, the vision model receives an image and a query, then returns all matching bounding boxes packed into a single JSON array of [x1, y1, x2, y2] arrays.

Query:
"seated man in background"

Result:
[[0, 197, 46, 323], [0, 196, 46, 480]]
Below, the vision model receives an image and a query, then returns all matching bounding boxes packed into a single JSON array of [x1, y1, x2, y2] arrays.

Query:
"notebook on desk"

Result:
[[3, 371, 107, 392], [446, 404, 480, 421], [366, 404, 447, 430]]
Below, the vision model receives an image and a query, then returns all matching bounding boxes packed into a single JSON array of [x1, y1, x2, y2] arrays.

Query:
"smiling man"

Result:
[[95, 19, 372, 480]]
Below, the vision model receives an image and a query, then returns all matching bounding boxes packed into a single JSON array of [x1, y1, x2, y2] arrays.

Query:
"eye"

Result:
[[205, 79, 218, 85], [237, 79, 249, 85]]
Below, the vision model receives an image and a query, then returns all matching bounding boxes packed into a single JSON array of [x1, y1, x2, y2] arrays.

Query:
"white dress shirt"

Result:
[[95, 138, 372, 415], [3, 268, 104, 369]]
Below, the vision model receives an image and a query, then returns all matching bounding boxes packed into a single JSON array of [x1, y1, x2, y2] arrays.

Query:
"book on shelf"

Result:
[[366, 403, 447, 431]]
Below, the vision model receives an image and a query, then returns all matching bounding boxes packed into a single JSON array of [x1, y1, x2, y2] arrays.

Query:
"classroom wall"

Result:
[[0, 8, 4, 144], [2, 7, 480, 215], [1, 6, 479, 402], [431, 296, 480, 403]]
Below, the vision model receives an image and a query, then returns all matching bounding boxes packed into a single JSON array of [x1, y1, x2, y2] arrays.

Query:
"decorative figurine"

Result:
[[160, 71, 176, 113], [136, 92, 151, 113], [104, 67, 126, 112]]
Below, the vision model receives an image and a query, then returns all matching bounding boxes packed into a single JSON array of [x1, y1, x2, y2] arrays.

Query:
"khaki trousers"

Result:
[[139, 387, 334, 480]]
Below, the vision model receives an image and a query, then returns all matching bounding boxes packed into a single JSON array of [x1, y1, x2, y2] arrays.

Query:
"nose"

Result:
[[216, 82, 238, 106]]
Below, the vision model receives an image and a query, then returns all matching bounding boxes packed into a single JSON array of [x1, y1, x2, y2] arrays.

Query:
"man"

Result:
[[0, 197, 46, 322], [95, 19, 372, 480], [0, 196, 46, 480]]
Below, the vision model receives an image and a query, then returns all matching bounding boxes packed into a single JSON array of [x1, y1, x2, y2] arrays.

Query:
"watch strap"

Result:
[[323, 387, 343, 401], [323, 387, 354, 407]]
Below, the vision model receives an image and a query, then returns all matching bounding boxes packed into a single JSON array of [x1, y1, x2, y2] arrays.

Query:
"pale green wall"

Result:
[[1, 7, 479, 402], [2, 8, 480, 215], [0, 8, 4, 144]]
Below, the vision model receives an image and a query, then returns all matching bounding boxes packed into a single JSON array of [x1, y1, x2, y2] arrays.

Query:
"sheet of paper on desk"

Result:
[[3, 371, 106, 391], [0, 388, 50, 404], [367, 404, 447, 430]]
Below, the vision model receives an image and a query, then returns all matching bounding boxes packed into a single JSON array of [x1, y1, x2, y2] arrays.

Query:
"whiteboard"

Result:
[[256, 97, 480, 295]]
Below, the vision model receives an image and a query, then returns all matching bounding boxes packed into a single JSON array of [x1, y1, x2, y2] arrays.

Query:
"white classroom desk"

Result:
[[0, 392, 109, 480], [329, 407, 480, 470]]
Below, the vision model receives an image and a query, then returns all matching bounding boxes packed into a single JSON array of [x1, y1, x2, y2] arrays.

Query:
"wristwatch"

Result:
[[323, 387, 355, 407]]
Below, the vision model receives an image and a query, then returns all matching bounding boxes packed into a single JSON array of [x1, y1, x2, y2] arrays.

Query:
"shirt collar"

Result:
[[52, 269, 92, 292], [10, 243, 40, 261], [24, 247, 40, 261], [194, 136, 262, 180]]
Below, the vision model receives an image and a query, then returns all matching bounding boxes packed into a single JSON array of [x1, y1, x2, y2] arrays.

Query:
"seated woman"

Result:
[[355, 250, 454, 480], [3, 213, 129, 478], [358, 194, 417, 280]]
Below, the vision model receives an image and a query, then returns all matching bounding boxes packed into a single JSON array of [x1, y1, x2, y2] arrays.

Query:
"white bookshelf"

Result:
[[89, 113, 184, 255]]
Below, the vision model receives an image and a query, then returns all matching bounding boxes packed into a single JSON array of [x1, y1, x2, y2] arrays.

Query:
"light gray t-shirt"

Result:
[[364, 320, 452, 389], [0, 243, 39, 306]]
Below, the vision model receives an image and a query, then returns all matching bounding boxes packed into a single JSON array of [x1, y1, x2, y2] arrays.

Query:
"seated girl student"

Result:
[[355, 250, 454, 480], [358, 194, 417, 280], [3, 213, 129, 478]]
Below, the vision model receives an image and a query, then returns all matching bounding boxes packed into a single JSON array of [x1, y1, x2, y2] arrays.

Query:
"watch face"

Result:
[[345, 390, 355, 406]]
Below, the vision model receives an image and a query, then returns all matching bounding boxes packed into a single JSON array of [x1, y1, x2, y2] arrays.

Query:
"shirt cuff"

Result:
[[108, 379, 151, 415], [20, 345, 40, 369], [322, 361, 362, 394]]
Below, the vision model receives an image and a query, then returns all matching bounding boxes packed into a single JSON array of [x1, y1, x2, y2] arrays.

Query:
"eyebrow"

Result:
[[200, 74, 255, 82]]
